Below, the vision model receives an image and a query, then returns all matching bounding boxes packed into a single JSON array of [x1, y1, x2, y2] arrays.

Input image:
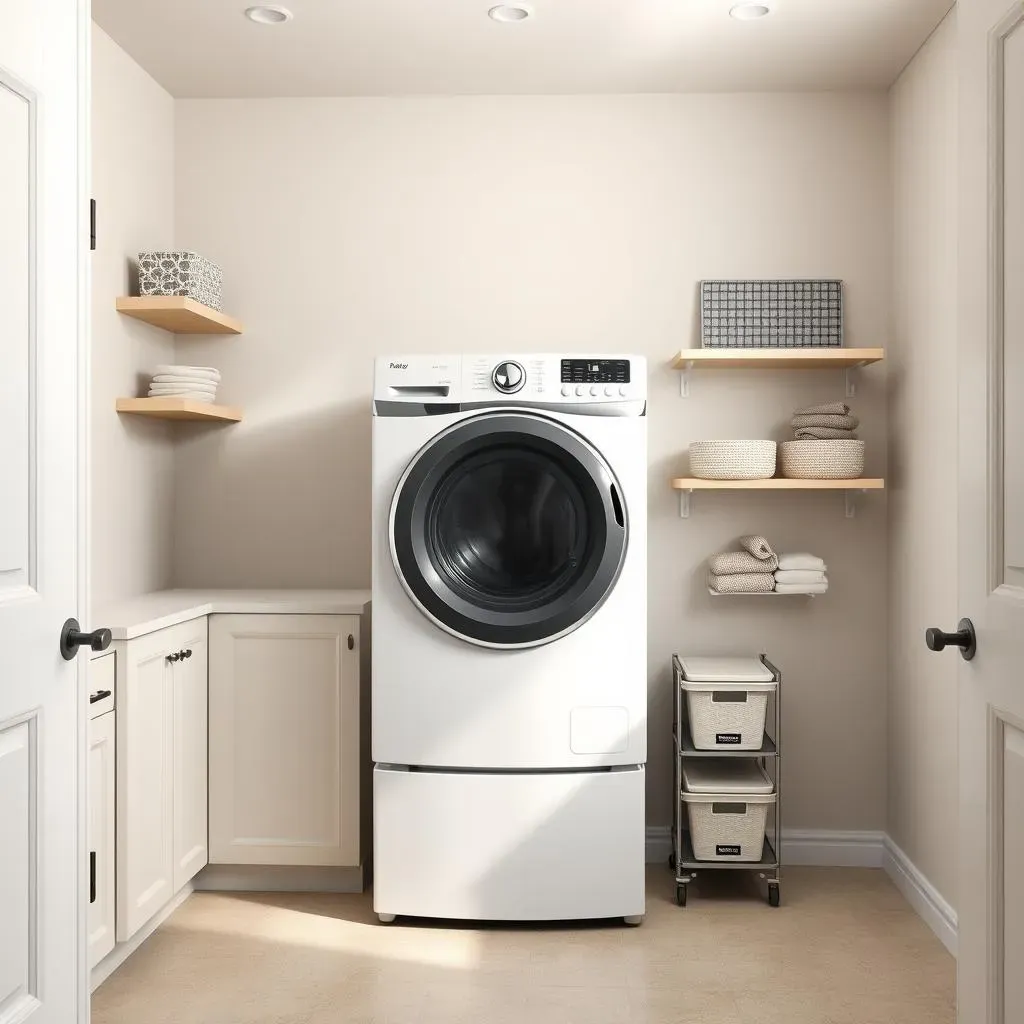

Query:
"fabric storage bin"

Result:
[[678, 655, 776, 750], [682, 759, 775, 862], [138, 251, 223, 311]]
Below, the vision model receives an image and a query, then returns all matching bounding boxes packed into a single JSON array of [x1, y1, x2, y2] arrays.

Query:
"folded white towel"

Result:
[[147, 390, 216, 403], [155, 364, 221, 380], [778, 553, 827, 571], [775, 581, 829, 595], [150, 374, 220, 386], [774, 569, 827, 584], [150, 381, 218, 393]]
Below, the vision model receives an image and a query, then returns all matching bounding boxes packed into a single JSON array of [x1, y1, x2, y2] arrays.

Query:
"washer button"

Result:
[[561, 385, 571, 397], [604, 385, 614, 397], [589, 385, 599, 396], [619, 385, 628, 397], [575, 385, 585, 396]]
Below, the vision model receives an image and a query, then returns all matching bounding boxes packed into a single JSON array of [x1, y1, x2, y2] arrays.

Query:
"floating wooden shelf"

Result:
[[116, 398, 243, 423], [116, 296, 243, 335], [671, 347, 884, 370], [671, 477, 884, 491], [708, 589, 818, 598], [671, 477, 884, 519]]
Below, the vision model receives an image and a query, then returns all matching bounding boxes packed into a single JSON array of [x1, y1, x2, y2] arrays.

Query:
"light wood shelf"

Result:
[[670, 348, 884, 370], [671, 477, 884, 491], [116, 398, 243, 423], [116, 296, 243, 335]]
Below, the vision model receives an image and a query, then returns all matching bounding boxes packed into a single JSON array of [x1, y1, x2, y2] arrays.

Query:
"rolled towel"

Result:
[[794, 401, 851, 416], [794, 426, 859, 440], [774, 569, 827, 584], [778, 552, 827, 571], [708, 550, 779, 575], [775, 581, 829, 595], [708, 571, 776, 594], [790, 413, 860, 430], [738, 535, 776, 561]]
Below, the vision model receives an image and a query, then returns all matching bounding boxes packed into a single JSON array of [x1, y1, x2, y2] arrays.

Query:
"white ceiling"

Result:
[[93, 0, 952, 98]]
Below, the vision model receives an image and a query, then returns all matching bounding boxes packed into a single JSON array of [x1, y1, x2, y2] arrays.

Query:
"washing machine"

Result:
[[371, 354, 647, 924]]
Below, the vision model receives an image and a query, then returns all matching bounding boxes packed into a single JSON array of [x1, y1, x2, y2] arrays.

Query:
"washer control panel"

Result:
[[560, 359, 631, 385]]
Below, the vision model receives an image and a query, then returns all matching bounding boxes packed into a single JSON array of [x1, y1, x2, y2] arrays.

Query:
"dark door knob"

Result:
[[59, 618, 112, 661], [925, 618, 977, 661]]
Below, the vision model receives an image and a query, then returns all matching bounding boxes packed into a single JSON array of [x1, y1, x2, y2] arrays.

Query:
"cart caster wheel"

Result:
[[377, 913, 396, 924], [768, 884, 780, 908], [623, 914, 644, 927], [676, 884, 687, 907]]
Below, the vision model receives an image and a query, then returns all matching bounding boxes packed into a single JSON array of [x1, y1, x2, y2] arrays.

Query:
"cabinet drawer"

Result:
[[89, 653, 115, 719]]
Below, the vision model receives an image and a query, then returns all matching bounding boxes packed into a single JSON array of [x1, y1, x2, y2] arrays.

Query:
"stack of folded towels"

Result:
[[707, 535, 778, 594], [148, 364, 221, 403], [791, 401, 858, 439], [774, 553, 828, 594]]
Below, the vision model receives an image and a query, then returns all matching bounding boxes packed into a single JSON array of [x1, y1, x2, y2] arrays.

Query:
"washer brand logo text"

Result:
[[389, 362, 408, 370]]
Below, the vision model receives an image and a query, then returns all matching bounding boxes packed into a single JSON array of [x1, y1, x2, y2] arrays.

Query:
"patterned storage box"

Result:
[[138, 251, 223, 311], [700, 279, 843, 348]]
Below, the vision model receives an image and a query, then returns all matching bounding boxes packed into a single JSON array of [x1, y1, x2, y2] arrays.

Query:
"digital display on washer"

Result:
[[560, 359, 630, 384]]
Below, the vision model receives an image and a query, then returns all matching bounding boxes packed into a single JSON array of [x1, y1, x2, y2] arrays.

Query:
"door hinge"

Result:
[[90, 199, 96, 251]]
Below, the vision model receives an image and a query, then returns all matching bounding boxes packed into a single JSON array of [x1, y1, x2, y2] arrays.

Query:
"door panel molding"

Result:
[[0, 713, 39, 1024]]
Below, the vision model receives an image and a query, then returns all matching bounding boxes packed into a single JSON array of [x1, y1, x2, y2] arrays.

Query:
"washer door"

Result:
[[390, 412, 628, 649]]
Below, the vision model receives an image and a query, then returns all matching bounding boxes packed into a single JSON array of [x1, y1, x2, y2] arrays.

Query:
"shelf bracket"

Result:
[[845, 488, 867, 519], [678, 490, 692, 519], [679, 361, 693, 398], [844, 361, 868, 399]]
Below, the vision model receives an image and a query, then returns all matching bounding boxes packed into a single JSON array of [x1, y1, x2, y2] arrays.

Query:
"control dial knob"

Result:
[[492, 360, 526, 394]]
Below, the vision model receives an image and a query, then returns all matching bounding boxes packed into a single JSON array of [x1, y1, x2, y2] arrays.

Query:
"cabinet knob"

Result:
[[347, 634, 355, 651], [182, 648, 193, 659], [167, 652, 181, 663]]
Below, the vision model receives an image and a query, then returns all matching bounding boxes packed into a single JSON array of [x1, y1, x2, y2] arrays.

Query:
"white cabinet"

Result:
[[209, 614, 360, 867], [116, 617, 208, 940], [87, 698, 116, 969]]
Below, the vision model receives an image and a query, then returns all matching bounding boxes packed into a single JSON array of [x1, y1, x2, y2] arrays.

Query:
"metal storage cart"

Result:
[[670, 653, 782, 907]]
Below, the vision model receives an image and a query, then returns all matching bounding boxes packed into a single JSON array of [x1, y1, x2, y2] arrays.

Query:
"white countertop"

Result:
[[93, 589, 372, 641]]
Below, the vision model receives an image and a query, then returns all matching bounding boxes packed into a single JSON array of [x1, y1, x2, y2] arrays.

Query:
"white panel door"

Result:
[[173, 621, 209, 891], [209, 615, 360, 867], [87, 712, 115, 969], [116, 632, 175, 940], [0, 3, 87, 1024], [957, 1, 1024, 1021]]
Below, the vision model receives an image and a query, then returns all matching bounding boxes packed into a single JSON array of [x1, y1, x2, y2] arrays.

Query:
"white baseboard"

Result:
[[882, 836, 958, 957], [647, 826, 884, 867], [90, 883, 193, 992], [194, 863, 365, 893]]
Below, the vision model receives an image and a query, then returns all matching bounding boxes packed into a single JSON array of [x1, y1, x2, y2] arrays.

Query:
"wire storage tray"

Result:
[[670, 653, 782, 907]]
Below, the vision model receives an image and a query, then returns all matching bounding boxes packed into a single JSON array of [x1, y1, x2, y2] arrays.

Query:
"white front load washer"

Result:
[[371, 354, 647, 924]]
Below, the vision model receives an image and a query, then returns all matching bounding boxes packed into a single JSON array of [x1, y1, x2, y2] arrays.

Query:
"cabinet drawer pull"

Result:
[[89, 689, 111, 704], [166, 652, 181, 663], [89, 851, 96, 904], [347, 634, 355, 651]]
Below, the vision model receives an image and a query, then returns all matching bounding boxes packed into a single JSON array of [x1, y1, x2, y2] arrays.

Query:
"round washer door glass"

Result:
[[390, 412, 628, 648]]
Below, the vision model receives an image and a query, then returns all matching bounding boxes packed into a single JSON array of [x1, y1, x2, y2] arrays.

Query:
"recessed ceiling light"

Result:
[[244, 5, 293, 25], [729, 3, 772, 19], [488, 4, 532, 23]]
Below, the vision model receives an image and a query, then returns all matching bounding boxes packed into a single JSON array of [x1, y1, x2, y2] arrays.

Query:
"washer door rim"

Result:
[[389, 411, 628, 650]]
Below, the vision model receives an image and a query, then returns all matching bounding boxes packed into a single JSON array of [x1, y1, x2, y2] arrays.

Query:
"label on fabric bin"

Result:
[[716, 844, 742, 856], [716, 733, 742, 744]]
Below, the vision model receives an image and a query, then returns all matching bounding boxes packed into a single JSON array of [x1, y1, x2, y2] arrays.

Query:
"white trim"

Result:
[[882, 836, 958, 957], [89, 883, 193, 992], [647, 826, 884, 867], [194, 864, 364, 893]]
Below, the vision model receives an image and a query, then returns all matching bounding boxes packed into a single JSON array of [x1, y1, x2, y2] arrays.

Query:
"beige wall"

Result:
[[887, 11, 959, 907], [90, 27, 176, 608], [173, 94, 891, 832]]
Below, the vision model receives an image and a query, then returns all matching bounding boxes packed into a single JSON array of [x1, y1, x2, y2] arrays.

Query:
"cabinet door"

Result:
[[173, 618, 209, 891], [209, 614, 360, 866], [87, 711, 116, 968], [115, 619, 199, 940]]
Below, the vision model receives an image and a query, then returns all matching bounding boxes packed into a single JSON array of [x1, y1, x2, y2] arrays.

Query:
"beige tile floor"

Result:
[[92, 867, 955, 1024]]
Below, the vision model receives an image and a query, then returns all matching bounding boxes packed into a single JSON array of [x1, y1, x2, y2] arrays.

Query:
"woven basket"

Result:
[[689, 440, 777, 480], [779, 439, 864, 479]]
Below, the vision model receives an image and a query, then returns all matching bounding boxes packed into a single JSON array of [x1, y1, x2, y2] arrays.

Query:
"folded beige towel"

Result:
[[739, 535, 776, 560], [791, 413, 860, 430], [774, 569, 827, 584], [794, 401, 851, 416], [709, 550, 779, 575], [778, 552, 827, 571], [794, 426, 859, 440], [708, 572, 776, 594], [775, 581, 829, 595]]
